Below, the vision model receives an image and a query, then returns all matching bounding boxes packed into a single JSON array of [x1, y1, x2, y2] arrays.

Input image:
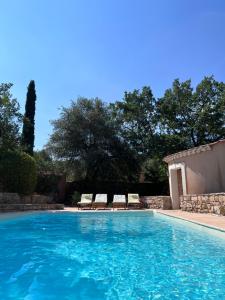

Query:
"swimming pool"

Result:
[[1, 211, 225, 300]]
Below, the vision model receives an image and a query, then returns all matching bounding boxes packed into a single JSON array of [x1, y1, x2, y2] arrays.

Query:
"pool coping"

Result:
[[154, 210, 225, 233]]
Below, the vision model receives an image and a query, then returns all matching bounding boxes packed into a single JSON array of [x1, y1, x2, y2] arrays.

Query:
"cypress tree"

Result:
[[22, 80, 36, 155]]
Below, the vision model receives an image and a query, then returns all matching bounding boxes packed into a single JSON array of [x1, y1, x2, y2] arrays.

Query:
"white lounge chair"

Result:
[[77, 194, 93, 209], [92, 194, 108, 209], [127, 194, 142, 209], [113, 195, 126, 209]]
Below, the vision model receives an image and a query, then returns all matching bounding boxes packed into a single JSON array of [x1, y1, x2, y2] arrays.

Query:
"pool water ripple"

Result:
[[1, 211, 225, 299]]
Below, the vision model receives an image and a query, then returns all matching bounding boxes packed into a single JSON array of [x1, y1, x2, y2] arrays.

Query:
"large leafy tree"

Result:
[[48, 97, 139, 182], [110, 87, 167, 183], [157, 76, 225, 149], [47, 76, 225, 185], [110, 86, 157, 158], [0, 83, 22, 150], [22, 80, 36, 155], [192, 77, 225, 145]]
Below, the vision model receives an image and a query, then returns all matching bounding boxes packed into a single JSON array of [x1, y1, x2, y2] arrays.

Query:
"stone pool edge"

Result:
[[154, 210, 225, 234]]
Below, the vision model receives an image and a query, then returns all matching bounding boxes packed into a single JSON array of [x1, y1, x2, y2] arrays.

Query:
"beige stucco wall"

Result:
[[168, 142, 225, 195]]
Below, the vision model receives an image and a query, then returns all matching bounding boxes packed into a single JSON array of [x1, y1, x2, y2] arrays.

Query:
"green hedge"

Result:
[[0, 150, 37, 194]]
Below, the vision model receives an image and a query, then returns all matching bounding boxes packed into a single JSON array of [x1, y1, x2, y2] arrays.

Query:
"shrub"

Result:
[[71, 191, 81, 206], [142, 157, 168, 184], [35, 173, 61, 195], [0, 150, 37, 194]]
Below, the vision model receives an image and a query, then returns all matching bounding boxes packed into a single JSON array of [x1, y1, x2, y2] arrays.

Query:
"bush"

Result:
[[35, 173, 61, 195], [0, 150, 37, 194], [71, 191, 81, 206], [142, 157, 168, 184]]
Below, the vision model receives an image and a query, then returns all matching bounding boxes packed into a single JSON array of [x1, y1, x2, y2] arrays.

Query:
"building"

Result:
[[164, 139, 225, 209]]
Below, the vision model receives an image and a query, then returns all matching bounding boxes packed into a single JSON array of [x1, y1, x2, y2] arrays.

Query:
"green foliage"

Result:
[[45, 76, 225, 186], [35, 173, 61, 195], [0, 83, 22, 150], [71, 191, 81, 206], [110, 86, 157, 157], [48, 97, 139, 182], [34, 149, 57, 173], [34, 150, 67, 196], [22, 80, 36, 155], [157, 76, 225, 148], [142, 157, 167, 184], [1, 76, 224, 187], [0, 150, 37, 194], [34, 149, 69, 175], [47, 76, 225, 185]]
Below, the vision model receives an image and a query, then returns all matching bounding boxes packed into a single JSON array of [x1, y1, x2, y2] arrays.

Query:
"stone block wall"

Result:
[[141, 196, 172, 209], [180, 193, 225, 215], [0, 193, 64, 212]]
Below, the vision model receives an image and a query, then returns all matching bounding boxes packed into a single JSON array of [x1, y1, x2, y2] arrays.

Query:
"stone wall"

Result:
[[0, 193, 64, 212], [141, 196, 172, 209], [180, 193, 225, 215]]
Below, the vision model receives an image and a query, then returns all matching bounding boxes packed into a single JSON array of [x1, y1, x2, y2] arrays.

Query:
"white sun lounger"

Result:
[[77, 194, 93, 209], [92, 194, 108, 209], [127, 194, 142, 209], [113, 195, 126, 209]]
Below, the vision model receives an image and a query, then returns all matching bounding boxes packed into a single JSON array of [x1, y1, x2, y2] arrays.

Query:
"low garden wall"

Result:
[[141, 196, 172, 209], [0, 193, 64, 212], [180, 193, 225, 215]]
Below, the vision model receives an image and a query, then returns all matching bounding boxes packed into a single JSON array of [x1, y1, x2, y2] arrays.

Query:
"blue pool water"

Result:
[[1, 212, 225, 300]]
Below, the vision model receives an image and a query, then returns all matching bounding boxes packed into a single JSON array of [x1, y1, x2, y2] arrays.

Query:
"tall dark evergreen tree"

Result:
[[22, 80, 36, 155]]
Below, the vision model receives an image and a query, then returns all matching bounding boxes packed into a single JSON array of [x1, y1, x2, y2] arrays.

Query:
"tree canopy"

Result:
[[1, 75, 224, 186], [157, 76, 225, 148], [48, 97, 139, 182], [47, 76, 225, 184], [110, 86, 157, 158], [0, 83, 22, 150]]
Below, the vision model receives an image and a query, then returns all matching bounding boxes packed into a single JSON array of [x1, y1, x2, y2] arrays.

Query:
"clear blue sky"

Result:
[[1, 0, 225, 149]]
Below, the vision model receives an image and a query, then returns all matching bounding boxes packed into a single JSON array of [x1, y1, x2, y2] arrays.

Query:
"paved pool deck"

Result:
[[156, 210, 225, 232]]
